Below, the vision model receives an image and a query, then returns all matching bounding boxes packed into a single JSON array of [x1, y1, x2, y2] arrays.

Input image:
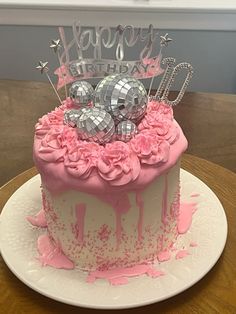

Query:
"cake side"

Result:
[[42, 160, 180, 271]]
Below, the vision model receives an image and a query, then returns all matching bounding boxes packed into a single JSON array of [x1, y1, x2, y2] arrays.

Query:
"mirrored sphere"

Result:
[[116, 120, 137, 142], [69, 81, 94, 106], [95, 74, 147, 123], [64, 109, 85, 127], [76, 108, 115, 144]]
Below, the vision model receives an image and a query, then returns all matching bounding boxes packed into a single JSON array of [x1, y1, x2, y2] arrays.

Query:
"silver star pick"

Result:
[[50, 39, 61, 53], [36, 61, 49, 74], [160, 33, 172, 47]]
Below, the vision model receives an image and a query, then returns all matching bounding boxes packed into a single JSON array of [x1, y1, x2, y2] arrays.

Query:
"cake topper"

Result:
[[76, 108, 115, 144], [36, 61, 63, 105], [116, 120, 137, 142], [155, 59, 194, 105], [55, 23, 164, 90], [147, 32, 173, 97], [36, 22, 193, 107], [50, 39, 68, 99], [160, 33, 172, 47], [64, 109, 84, 127], [94, 74, 147, 124], [53, 22, 193, 106], [36, 22, 193, 145], [69, 81, 94, 107]]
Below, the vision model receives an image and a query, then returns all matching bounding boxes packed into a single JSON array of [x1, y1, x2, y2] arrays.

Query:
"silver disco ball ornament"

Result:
[[76, 108, 115, 144], [116, 120, 137, 142], [94, 74, 148, 123], [69, 81, 94, 106], [64, 108, 90, 127], [64, 109, 83, 127]]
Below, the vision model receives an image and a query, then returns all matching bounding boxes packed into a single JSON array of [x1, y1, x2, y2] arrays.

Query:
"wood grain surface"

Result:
[[0, 80, 235, 187], [0, 154, 236, 314]]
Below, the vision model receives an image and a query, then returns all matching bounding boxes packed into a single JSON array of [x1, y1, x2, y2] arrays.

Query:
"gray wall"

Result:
[[1, 25, 236, 94]]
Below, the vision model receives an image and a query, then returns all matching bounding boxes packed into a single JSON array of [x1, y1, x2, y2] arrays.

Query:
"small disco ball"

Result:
[[76, 108, 115, 144], [69, 81, 94, 106], [94, 74, 147, 123], [116, 120, 137, 142], [64, 108, 88, 127]]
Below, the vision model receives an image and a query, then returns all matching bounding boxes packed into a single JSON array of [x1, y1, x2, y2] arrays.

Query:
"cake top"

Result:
[[34, 22, 192, 193], [34, 98, 187, 192]]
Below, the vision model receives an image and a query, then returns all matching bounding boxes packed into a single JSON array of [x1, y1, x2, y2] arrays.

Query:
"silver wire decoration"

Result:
[[147, 33, 173, 98], [155, 58, 176, 100], [36, 61, 63, 105], [50, 39, 68, 99], [154, 59, 194, 106]]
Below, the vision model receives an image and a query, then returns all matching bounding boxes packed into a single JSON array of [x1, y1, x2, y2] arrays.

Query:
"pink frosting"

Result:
[[97, 141, 140, 186], [86, 264, 165, 285], [27, 209, 47, 228], [136, 192, 144, 242], [190, 241, 198, 247], [157, 250, 171, 262], [178, 202, 197, 234], [146, 100, 173, 120], [35, 107, 67, 138], [33, 99, 188, 194], [175, 249, 190, 260], [130, 131, 170, 165], [74, 203, 86, 244], [65, 142, 101, 179], [99, 192, 131, 248], [37, 234, 74, 269], [161, 174, 168, 224]]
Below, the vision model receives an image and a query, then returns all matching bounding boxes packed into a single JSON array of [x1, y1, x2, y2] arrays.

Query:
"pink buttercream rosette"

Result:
[[130, 131, 170, 165], [35, 99, 75, 138], [38, 126, 78, 162], [147, 100, 173, 120], [138, 117, 179, 144], [64, 142, 101, 179], [97, 141, 140, 186]]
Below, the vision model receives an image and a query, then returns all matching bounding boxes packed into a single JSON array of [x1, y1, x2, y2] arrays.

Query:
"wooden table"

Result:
[[0, 155, 236, 313]]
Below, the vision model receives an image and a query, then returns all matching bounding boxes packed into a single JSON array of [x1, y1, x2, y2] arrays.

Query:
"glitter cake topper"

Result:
[[55, 22, 166, 89], [37, 21, 193, 107]]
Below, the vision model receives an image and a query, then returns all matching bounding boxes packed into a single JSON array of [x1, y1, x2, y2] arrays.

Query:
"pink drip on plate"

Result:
[[157, 250, 171, 262], [27, 208, 47, 228], [37, 234, 74, 269], [177, 202, 197, 234], [175, 249, 190, 260], [87, 264, 165, 285]]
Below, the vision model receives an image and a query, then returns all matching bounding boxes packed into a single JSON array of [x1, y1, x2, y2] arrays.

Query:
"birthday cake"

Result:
[[29, 24, 194, 279]]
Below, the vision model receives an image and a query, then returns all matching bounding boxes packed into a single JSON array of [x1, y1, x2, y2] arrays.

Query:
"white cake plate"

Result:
[[0, 169, 227, 310]]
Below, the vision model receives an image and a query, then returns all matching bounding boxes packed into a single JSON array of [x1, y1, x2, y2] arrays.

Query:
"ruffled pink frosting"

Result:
[[65, 142, 101, 179], [34, 98, 185, 187], [130, 131, 170, 165], [35, 99, 75, 138], [97, 141, 140, 186]]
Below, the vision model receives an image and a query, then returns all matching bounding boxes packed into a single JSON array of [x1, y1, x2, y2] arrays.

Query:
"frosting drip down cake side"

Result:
[[41, 162, 180, 271]]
